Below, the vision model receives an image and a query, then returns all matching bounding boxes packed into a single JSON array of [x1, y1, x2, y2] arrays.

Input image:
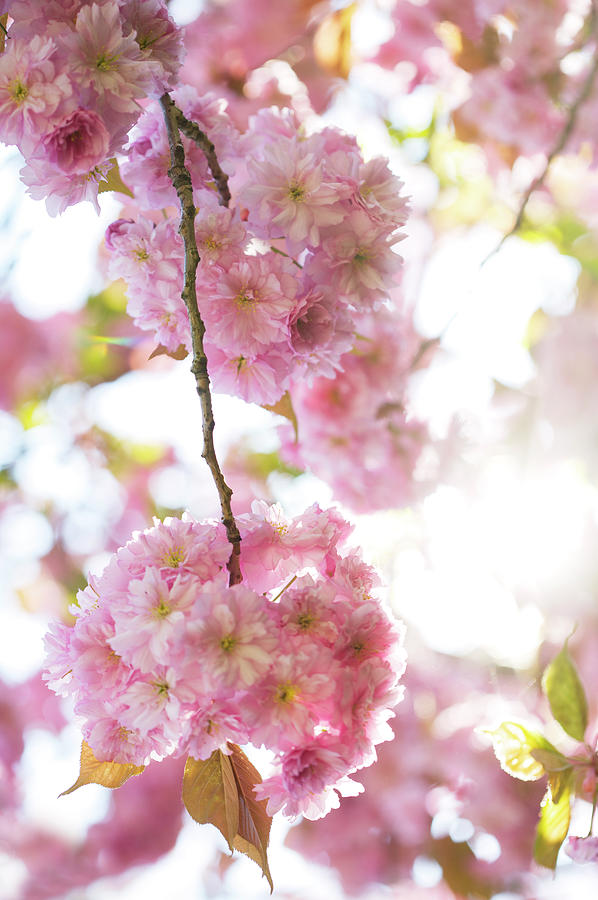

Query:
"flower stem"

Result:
[[160, 92, 242, 586]]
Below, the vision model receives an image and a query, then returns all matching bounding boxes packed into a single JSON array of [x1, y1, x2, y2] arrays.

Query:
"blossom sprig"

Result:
[[44, 503, 406, 824], [106, 89, 410, 407], [280, 304, 434, 513], [0, 0, 184, 214], [487, 639, 598, 869]]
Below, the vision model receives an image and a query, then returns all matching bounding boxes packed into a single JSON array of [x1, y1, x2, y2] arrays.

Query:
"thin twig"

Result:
[[269, 245, 303, 269], [482, 46, 598, 266], [160, 92, 242, 586], [174, 107, 231, 207]]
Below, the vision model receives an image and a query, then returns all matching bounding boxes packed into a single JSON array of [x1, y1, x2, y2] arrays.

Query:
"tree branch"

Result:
[[174, 106, 231, 208], [483, 44, 598, 265], [159, 92, 242, 586]]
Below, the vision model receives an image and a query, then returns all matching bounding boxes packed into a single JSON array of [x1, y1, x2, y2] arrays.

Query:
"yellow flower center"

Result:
[[154, 599, 171, 618], [276, 682, 297, 704], [288, 181, 305, 202], [162, 547, 184, 568], [10, 79, 28, 104], [296, 613, 315, 630], [220, 634, 237, 652], [96, 53, 116, 72]]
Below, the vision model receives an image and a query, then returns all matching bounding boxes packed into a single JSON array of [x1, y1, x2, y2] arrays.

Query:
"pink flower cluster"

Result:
[[106, 91, 409, 404], [287, 654, 544, 895], [372, 0, 595, 163], [44, 501, 406, 821], [280, 305, 433, 512], [0, 0, 183, 214]]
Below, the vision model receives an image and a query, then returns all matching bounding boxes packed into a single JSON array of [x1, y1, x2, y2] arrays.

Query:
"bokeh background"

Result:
[[2, 0, 598, 897]]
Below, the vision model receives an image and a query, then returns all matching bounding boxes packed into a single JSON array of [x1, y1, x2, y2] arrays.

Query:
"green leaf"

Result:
[[534, 781, 572, 869], [486, 722, 557, 780], [98, 158, 134, 198], [530, 748, 573, 803], [182, 751, 239, 852], [228, 743, 274, 892], [542, 642, 588, 741], [60, 741, 145, 796]]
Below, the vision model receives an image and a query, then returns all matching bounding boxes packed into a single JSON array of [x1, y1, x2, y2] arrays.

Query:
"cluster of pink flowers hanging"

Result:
[[0, 0, 183, 213], [281, 305, 433, 512], [106, 91, 410, 405], [45, 502, 406, 821]]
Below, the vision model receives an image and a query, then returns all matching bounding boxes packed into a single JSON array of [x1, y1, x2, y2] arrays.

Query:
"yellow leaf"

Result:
[[182, 752, 239, 852], [60, 741, 145, 796], [486, 722, 556, 781], [98, 158, 134, 198], [262, 391, 298, 442], [313, 4, 355, 79], [534, 783, 572, 869]]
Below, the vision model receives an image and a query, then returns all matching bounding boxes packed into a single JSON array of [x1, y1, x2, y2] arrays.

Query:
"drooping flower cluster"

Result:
[[287, 653, 545, 895], [280, 305, 434, 512], [44, 502, 406, 821], [105, 91, 409, 404], [0, 0, 183, 213]]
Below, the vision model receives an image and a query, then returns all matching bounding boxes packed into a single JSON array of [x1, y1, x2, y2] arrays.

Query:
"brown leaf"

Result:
[[433, 836, 493, 898], [228, 743, 273, 892], [98, 158, 134, 198], [0, 15, 8, 54], [454, 25, 500, 72], [182, 752, 239, 852], [262, 391, 298, 442], [60, 741, 145, 796], [148, 343, 189, 361]]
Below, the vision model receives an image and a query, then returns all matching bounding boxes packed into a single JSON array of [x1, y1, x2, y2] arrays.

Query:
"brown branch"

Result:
[[174, 107, 231, 208], [483, 45, 598, 266], [159, 92, 242, 586]]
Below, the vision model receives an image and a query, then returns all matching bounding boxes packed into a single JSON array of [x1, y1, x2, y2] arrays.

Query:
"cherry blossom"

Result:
[[44, 504, 406, 814]]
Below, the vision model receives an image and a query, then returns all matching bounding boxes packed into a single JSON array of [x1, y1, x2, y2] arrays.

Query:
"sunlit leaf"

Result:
[[534, 782, 572, 869], [542, 641, 588, 741], [530, 748, 573, 803], [98, 158, 134, 198], [313, 3, 355, 79], [228, 743, 273, 892], [60, 741, 145, 796], [182, 752, 239, 852], [486, 722, 557, 781], [149, 343, 189, 361], [262, 391, 298, 442]]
